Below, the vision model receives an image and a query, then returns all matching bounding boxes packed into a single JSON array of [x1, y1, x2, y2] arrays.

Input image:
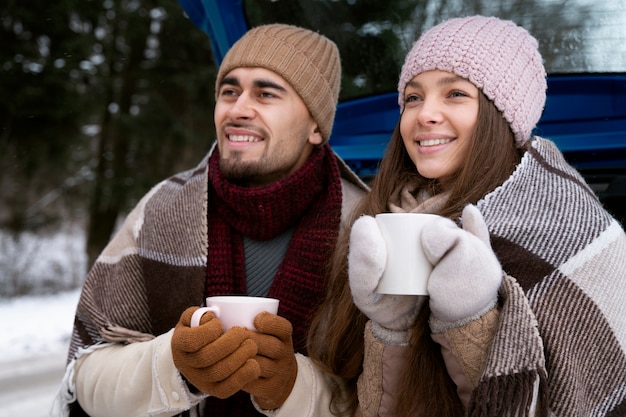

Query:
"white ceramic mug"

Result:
[[190, 295, 280, 330], [374, 212, 437, 295]]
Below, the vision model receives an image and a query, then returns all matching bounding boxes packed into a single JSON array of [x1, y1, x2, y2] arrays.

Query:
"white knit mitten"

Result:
[[422, 205, 502, 331], [348, 215, 424, 345]]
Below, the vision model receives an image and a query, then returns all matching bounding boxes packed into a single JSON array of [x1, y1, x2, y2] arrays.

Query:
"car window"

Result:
[[244, 0, 626, 101]]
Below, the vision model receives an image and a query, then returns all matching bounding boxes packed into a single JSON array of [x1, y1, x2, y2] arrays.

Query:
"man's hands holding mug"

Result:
[[171, 303, 297, 410], [171, 307, 261, 399], [244, 312, 297, 410]]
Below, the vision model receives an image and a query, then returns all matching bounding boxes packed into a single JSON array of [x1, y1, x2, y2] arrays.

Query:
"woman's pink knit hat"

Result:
[[398, 15, 547, 147]]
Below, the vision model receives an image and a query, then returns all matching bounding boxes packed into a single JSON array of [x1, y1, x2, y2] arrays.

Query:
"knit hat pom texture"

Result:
[[216, 24, 341, 142], [398, 16, 547, 147]]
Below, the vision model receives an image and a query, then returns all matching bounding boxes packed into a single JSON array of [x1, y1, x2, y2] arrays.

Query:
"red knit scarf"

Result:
[[206, 143, 342, 353], [202, 145, 342, 416]]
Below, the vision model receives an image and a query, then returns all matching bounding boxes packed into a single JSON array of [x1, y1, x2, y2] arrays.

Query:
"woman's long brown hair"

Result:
[[307, 91, 527, 416]]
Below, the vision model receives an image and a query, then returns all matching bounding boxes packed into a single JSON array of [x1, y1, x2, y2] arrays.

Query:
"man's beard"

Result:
[[219, 153, 271, 183]]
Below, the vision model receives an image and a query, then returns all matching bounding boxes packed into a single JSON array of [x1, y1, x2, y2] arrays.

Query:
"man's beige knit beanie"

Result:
[[215, 24, 341, 142]]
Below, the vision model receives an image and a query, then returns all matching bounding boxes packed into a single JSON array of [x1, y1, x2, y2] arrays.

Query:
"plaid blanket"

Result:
[[470, 137, 626, 416]]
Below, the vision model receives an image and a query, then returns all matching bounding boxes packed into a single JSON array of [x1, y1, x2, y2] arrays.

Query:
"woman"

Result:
[[307, 15, 626, 417]]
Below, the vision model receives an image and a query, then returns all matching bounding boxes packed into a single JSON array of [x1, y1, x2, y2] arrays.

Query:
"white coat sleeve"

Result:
[[253, 353, 337, 417], [73, 329, 207, 417]]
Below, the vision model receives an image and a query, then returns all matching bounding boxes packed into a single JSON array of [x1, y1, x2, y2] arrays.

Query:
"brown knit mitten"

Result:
[[171, 307, 261, 398], [243, 312, 297, 410]]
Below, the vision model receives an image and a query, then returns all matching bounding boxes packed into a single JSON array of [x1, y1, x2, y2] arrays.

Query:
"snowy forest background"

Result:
[[3, 0, 626, 299], [1, 0, 216, 297]]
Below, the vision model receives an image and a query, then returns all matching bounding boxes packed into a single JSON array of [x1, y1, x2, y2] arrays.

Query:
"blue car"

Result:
[[179, 0, 626, 224]]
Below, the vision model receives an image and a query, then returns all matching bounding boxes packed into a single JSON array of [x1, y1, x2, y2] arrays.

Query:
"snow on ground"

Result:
[[0, 289, 80, 417], [0, 225, 89, 415], [0, 289, 80, 362]]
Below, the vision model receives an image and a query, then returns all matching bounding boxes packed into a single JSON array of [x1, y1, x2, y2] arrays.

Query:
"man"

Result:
[[52, 24, 367, 416]]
